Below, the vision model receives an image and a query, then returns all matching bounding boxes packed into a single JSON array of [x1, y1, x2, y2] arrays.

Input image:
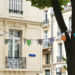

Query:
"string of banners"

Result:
[[5, 34, 66, 46], [23, 33, 67, 46], [0, 29, 74, 45]]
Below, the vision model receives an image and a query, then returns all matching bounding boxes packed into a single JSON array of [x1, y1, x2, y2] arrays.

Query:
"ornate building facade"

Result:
[[0, 0, 44, 75]]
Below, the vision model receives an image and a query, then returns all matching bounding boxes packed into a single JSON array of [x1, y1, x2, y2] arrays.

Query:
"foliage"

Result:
[[63, 65, 67, 70], [62, 57, 67, 70], [26, 0, 70, 9], [62, 57, 67, 62]]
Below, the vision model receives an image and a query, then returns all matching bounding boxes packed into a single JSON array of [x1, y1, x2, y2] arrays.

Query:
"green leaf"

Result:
[[63, 65, 67, 70], [62, 57, 67, 62]]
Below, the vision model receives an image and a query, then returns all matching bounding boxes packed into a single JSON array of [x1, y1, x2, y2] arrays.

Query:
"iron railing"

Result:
[[57, 56, 63, 62], [9, 9, 23, 14], [5, 57, 26, 69], [43, 40, 52, 48]]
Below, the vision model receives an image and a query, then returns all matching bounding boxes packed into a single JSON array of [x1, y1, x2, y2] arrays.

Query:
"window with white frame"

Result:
[[56, 68, 62, 75], [44, 31, 48, 39], [9, 0, 23, 14], [56, 68, 66, 75], [57, 43, 62, 62], [44, 30, 48, 47], [58, 43, 62, 57], [8, 30, 22, 58], [44, 10, 48, 24]]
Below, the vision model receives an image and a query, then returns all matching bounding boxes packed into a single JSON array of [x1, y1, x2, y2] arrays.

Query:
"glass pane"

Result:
[[14, 40, 20, 57], [44, 31, 48, 39], [14, 31, 21, 37], [9, 30, 21, 58], [14, 0, 17, 10], [45, 41, 48, 46], [45, 70, 50, 75], [19, 0, 21, 3], [46, 54, 50, 64], [18, 4, 21, 11], [56, 68, 61, 75], [58, 43, 62, 56], [8, 40, 13, 57], [16, 0, 18, 10], [9, 0, 12, 9], [9, 31, 13, 37]]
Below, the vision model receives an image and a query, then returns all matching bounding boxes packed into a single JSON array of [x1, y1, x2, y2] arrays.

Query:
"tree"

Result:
[[26, 0, 75, 75]]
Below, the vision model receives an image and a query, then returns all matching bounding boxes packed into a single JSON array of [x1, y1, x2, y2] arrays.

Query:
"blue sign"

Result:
[[29, 54, 36, 57]]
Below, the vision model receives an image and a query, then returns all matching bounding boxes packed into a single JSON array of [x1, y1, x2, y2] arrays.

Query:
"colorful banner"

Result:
[[27, 40, 31, 46], [49, 38, 54, 43], [5, 39, 9, 44], [38, 39, 43, 45], [61, 35, 66, 41]]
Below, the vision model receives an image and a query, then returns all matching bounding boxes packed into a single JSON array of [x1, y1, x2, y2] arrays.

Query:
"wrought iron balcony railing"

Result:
[[43, 40, 52, 48], [9, 9, 23, 15], [5, 57, 26, 69], [57, 56, 63, 62]]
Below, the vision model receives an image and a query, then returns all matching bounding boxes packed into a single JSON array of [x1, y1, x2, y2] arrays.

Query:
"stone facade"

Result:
[[0, 0, 44, 75], [50, 8, 72, 75]]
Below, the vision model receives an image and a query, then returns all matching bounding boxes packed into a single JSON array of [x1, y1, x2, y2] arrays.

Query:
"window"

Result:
[[44, 31, 48, 39], [45, 70, 50, 75], [44, 31, 48, 46], [46, 53, 50, 64], [56, 68, 61, 75], [8, 30, 22, 58], [57, 43, 62, 62], [58, 43, 62, 57], [44, 10, 48, 24], [9, 0, 23, 14], [56, 68, 66, 75]]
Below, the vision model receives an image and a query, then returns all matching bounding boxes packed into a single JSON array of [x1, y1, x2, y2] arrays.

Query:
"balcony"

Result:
[[57, 56, 63, 62], [5, 57, 26, 69], [43, 40, 52, 49], [9, 9, 23, 15]]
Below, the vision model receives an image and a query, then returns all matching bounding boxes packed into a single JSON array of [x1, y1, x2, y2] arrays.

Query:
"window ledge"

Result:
[[9, 13, 23, 19]]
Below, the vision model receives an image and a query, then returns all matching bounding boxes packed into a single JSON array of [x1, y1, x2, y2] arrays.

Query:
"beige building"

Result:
[[42, 6, 72, 75], [0, 0, 44, 75], [50, 7, 72, 75], [42, 9, 51, 75]]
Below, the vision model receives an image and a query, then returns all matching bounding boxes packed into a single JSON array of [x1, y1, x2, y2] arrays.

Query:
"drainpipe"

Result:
[[50, 8, 54, 75]]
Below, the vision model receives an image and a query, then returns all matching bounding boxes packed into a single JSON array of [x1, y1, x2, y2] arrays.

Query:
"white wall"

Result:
[[0, 0, 44, 22]]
